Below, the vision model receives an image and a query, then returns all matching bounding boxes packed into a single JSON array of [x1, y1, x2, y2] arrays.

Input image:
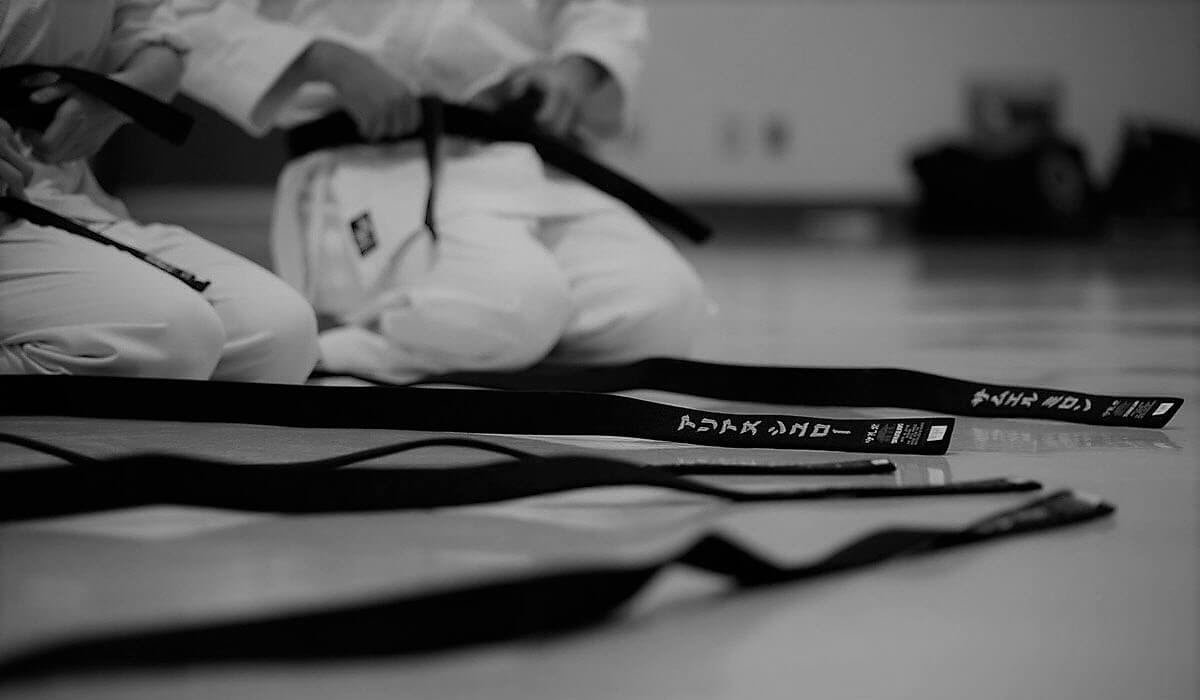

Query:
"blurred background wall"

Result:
[[601, 0, 1200, 202], [100, 0, 1200, 208]]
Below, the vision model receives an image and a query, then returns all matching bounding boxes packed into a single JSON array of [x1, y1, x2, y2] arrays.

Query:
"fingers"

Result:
[[317, 45, 419, 142], [346, 88, 418, 142], [28, 84, 70, 105], [469, 83, 502, 111], [0, 145, 33, 188], [506, 68, 534, 102], [503, 65, 579, 136], [0, 121, 33, 198], [39, 98, 83, 148], [381, 99, 405, 139], [33, 97, 86, 163], [537, 87, 575, 137], [346, 101, 384, 142], [29, 95, 126, 164], [21, 71, 60, 89], [384, 91, 419, 138], [0, 159, 30, 199]]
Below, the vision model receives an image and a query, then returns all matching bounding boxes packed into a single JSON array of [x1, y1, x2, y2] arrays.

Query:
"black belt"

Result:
[[0, 195, 211, 291], [0, 63, 192, 144], [0, 431, 905, 477], [391, 358, 1182, 429], [0, 374, 956, 454], [0, 488, 1113, 682], [0, 65, 208, 290], [0, 431, 1038, 523], [284, 94, 713, 244], [0, 372, 955, 454]]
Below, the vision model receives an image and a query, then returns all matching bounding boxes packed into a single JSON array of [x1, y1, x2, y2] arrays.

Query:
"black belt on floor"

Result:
[[284, 94, 713, 244], [0, 434, 1038, 523], [395, 357, 1182, 429], [0, 374, 956, 454], [0, 64, 208, 290], [0, 488, 1113, 682]]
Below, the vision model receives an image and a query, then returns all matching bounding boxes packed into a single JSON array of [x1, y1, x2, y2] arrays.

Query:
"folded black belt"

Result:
[[0, 489, 1113, 681], [284, 94, 713, 243], [399, 357, 1183, 429], [0, 374, 956, 454], [0, 65, 207, 290]]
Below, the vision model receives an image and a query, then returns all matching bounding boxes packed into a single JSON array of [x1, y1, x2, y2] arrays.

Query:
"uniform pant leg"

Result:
[[101, 220, 320, 384], [538, 205, 709, 363], [0, 219, 319, 383], [317, 212, 572, 381], [0, 221, 227, 378]]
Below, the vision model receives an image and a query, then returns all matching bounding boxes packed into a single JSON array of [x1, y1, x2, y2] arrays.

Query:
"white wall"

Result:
[[601, 1, 1200, 201]]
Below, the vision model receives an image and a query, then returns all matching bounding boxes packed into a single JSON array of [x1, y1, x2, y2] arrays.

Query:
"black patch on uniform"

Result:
[[349, 212, 377, 256]]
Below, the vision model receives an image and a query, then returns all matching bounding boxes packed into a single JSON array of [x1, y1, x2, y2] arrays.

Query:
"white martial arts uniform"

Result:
[[174, 0, 707, 381], [0, 0, 318, 381]]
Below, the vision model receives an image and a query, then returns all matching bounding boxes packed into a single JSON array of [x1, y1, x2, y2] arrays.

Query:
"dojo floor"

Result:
[[1, 198, 1198, 699]]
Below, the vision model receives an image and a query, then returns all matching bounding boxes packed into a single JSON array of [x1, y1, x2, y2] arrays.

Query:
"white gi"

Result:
[[0, 0, 318, 381], [174, 0, 707, 381]]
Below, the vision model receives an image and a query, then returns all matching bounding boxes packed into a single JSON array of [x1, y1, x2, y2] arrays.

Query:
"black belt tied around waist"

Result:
[[284, 94, 713, 244], [0, 64, 208, 290], [0, 64, 193, 145], [0, 195, 211, 291]]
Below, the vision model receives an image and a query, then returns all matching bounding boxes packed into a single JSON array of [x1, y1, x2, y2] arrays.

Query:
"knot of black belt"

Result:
[[285, 92, 712, 244]]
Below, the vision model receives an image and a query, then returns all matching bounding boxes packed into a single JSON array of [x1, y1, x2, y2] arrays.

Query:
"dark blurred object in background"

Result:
[[911, 137, 1095, 236], [966, 75, 1062, 151], [909, 74, 1097, 236], [1105, 120, 1200, 224]]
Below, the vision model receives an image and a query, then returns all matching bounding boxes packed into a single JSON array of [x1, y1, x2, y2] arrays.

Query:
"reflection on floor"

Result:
[[1, 193, 1197, 700]]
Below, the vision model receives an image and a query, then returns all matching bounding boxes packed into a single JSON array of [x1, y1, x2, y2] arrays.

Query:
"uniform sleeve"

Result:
[[541, 0, 647, 137], [170, 0, 318, 135], [106, 0, 190, 72]]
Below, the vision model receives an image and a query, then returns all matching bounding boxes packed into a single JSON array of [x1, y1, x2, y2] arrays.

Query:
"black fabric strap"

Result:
[[406, 358, 1184, 429], [0, 196, 211, 292], [284, 98, 713, 243], [0, 450, 1037, 523], [0, 375, 956, 455], [0, 490, 1113, 682], [652, 457, 894, 476], [0, 431, 898, 477], [419, 96, 443, 241], [0, 64, 193, 144]]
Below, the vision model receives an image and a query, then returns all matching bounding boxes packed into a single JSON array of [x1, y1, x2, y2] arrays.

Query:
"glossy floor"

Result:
[[1, 206, 1197, 699]]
